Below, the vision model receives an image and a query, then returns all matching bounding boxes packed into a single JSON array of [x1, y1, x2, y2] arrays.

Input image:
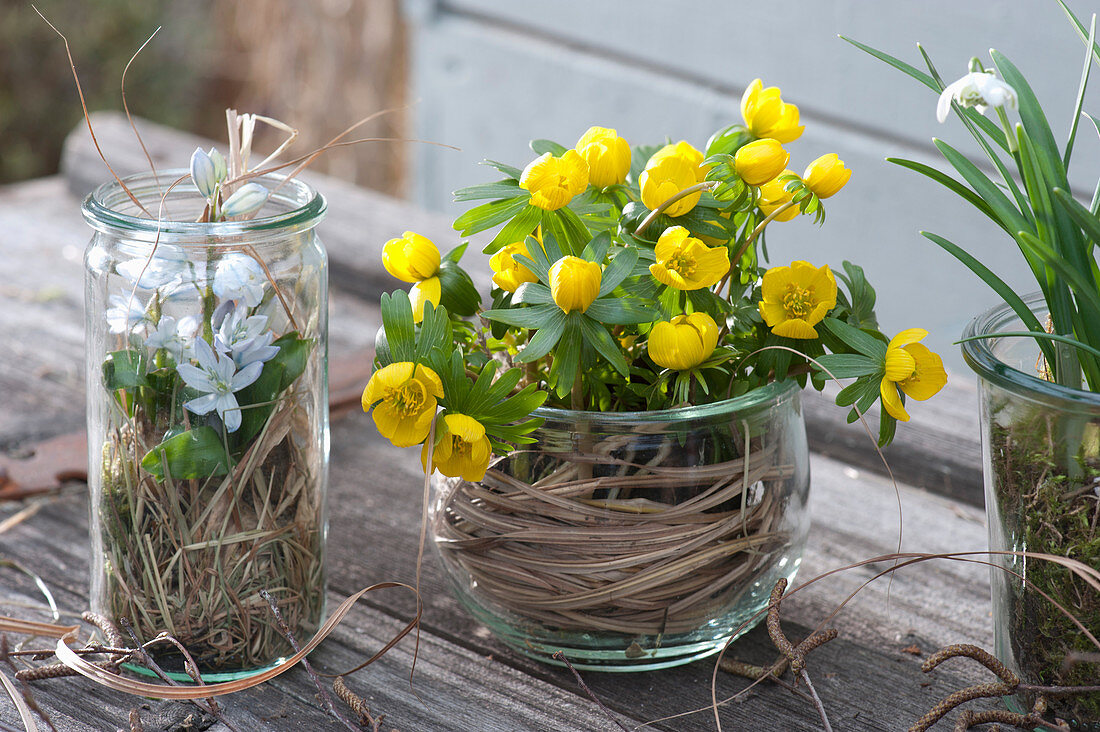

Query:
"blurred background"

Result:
[[4, 0, 1099, 374]]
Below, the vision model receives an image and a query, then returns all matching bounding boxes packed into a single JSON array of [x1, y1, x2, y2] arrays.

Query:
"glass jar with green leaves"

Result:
[[849, 3, 1100, 723]]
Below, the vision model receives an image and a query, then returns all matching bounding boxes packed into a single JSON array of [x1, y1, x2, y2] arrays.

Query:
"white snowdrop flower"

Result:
[[190, 147, 220, 200], [177, 339, 263, 433], [145, 315, 198, 363], [937, 71, 1017, 123], [105, 294, 151, 335], [213, 254, 267, 307]]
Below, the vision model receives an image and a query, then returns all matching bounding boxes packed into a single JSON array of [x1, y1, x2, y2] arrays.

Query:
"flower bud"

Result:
[[490, 241, 538, 292], [410, 276, 442, 323], [190, 147, 219, 200], [221, 182, 270, 218], [758, 170, 799, 221], [549, 256, 601, 313], [802, 154, 851, 199], [575, 126, 631, 187], [648, 312, 719, 371], [208, 147, 228, 183], [520, 150, 589, 211], [734, 139, 790, 186], [741, 79, 804, 143], [382, 231, 441, 283]]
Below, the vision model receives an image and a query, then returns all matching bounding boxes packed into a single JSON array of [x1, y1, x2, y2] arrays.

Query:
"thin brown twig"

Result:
[[552, 652, 631, 732], [764, 578, 837, 730], [32, 6, 152, 218], [120, 27, 162, 184], [261, 590, 359, 732]]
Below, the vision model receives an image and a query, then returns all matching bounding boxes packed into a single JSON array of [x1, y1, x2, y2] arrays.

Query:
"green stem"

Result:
[[635, 181, 718, 237]]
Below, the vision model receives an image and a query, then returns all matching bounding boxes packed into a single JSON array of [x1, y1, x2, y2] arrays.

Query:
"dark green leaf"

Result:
[[585, 298, 658, 325], [597, 246, 638, 297], [480, 159, 523, 179], [822, 318, 887, 360], [513, 282, 553, 305], [380, 290, 416, 363], [438, 260, 481, 316], [531, 139, 568, 156], [485, 204, 542, 255], [813, 353, 882, 379], [578, 316, 629, 376], [887, 157, 1006, 233], [103, 349, 148, 390], [515, 308, 567, 363], [454, 195, 531, 237], [452, 180, 525, 203], [482, 303, 559, 329], [582, 230, 612, 265], [142, 426, 230, 481]]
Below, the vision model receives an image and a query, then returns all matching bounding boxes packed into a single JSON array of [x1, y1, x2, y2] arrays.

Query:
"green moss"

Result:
[[990, 418, 1100, 725]]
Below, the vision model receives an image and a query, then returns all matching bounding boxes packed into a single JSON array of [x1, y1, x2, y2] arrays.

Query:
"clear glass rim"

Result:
[[533, 379, 799, 425], [961, 291, 1100, 410], [81, 169, 326, 240]]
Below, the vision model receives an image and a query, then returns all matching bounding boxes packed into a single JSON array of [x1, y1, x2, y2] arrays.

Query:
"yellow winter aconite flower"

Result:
[[879, 329, 948, 422], [575, 126, 631, 188], [520, 150, 589, 211], [361, 362, 444, 448], [549, 256, 602, 313], [421, 413, 493, 482], [734, 138, 790, 186], [490, 241, 538, 292], [758, 171, 799, 222], [639, 141, 708, 217], [649, 226, 730, 291], [758, 261, 837, 339], [803, 154, 851, 199], [409, 276, 441, 323], [740, 79, 805, 143], [648, 312, 720, 371], [382, 231, 440, 283]]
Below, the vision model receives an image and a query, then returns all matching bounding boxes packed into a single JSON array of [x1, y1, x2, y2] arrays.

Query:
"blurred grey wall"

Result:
[[401, 0, 1100, 376]]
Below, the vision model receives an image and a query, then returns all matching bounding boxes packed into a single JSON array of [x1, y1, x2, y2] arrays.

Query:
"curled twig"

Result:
[[552, 652, 631, 732], [765, 578, 837, 731]]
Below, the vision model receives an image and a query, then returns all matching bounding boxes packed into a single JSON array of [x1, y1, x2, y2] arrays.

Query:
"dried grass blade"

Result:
[[0, 668, 38, 732]]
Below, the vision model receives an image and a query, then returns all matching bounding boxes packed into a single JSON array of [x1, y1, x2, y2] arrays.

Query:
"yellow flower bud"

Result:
[[575, 126, 631, 188], [549, 256, 601, 313], [382, 231, 441, 283], [421, 413, 493, 482], [802, 154, 851, 199], [520, 150, 589, 211], [639, 141, 709, 217], [648, 312, 720, 371], [361, 362, 444, 447], [734, 138, 790, 186], [489, 241, 539, 293], [740, 79, 805, 143], [758, 170, 799, 222]]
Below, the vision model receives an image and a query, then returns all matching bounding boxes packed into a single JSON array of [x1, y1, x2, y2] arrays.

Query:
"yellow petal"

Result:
[[880, 377, 910, 422], [887, 328, 929, 351], [772, 319, 819, 340], [884, 347, 917, 383], [410, 276, 442, 323]]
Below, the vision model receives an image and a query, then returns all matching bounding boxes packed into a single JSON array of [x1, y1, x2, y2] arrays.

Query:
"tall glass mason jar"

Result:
[[431, 380, 810, 672], [962, 293, 1100, 727], [82, 171, 329, 680]]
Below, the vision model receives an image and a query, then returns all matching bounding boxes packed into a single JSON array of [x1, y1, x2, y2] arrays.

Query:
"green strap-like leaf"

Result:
[[512, 282, 553, 305], [1064, 13, 1096, 171], [991, 50, 1068, 189], [921, 230, 1054, 366], [887, 157, 1005, 232], [933, 138, 1031, 236], [957, 330, 1100, 365], [380, 290, 416, 363], [813, 353, 882, 379]]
